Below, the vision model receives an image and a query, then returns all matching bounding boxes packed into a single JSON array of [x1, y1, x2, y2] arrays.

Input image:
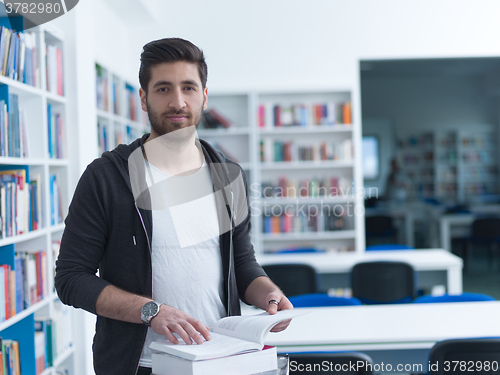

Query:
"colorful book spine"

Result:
[[258, 101, 352, 127]]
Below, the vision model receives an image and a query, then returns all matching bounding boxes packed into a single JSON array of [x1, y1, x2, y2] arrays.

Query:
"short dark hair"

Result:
[[139, 38, 208, 92]]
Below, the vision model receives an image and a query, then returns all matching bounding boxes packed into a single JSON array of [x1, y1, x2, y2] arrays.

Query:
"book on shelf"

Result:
[[200, 108, 233, 129], [35, 330, 46, 374], [46, 44, 63, 96], [261, 175, 351, 199], [49, 174, 63, 226], [151, 310, 302, 375], [0, 248, 47, 322], [125, 84, 137, 121], [95, 64, 109, 111], [258, 102, 352, 128], [47, 104, 65, 159], [0, 93, 29, 158], [97, 121, 109, 154], [0, 338, 21, 375], [0, 26, 38, 87], [35, 317, 55, 368], [53, 301, 73, 357], [262, 208, 318, 234], [259, 139, 353, 163], [0, 166, 33, 237], [112, 76, 121, 115]]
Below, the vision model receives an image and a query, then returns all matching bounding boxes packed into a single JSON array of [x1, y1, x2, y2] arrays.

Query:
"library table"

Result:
[[263, 301, 500, 374], [438, 204, 500, 251], [257, 249, 463, 294]]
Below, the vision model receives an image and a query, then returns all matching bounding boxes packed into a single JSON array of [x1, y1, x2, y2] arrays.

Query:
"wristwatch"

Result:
[[141, 301, 162, 326]]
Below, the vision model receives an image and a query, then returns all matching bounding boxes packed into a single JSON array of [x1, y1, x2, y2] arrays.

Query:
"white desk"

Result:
[[258, 249, 463, 294], [438, 205, 500, 251], [264, 302, 500, 373], [439, 214, 474, 252]]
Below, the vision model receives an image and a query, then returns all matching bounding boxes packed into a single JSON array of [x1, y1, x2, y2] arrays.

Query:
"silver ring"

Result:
[[268, 299, 279, 306]]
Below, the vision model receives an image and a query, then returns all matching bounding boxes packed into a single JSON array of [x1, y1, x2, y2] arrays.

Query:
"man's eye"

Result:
[[158, 88, 167, 92], [185, 87, 195, 91]]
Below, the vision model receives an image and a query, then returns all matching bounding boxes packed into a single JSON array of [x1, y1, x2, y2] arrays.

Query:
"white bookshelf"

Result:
[[397, 126, 498, 203], [0, 22, 75, 375], [95, 62, 149, 156], [201, 90, 363, 256]]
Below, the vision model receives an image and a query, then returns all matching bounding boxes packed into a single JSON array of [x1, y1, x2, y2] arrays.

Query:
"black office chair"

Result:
[[287, 352, 374, 374], [365, 215, 397, 246], [465, 217, 500, 271], [351, 261, 416, 304], [429, 338, 500, 374], [262, 264, 319, 297]]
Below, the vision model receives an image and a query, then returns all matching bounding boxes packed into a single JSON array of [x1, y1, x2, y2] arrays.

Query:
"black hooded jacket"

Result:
[[55, 134, 267, 374]]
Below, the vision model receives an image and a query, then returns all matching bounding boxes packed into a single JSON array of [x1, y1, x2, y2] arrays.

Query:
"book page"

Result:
[[149, 333, 261, 361], [213, 309, 305, 345]]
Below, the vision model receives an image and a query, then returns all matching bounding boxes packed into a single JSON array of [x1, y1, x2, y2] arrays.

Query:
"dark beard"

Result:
[[147, 103, 203, 137]]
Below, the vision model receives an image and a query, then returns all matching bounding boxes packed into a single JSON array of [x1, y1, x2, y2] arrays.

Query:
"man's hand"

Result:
[[265, 291, 293, 332], [150, 304, 212, 345], [245, 276, 294, 332]]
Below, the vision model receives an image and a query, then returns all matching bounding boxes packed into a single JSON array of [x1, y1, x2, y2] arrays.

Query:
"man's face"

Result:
[[140, 61, 207, 137]]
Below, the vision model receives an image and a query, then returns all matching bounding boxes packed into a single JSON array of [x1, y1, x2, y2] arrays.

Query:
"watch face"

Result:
[[142, 302, 159, 317]]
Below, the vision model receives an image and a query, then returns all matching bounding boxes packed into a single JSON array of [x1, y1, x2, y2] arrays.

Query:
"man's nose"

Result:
[[169, 88, 186, 110]]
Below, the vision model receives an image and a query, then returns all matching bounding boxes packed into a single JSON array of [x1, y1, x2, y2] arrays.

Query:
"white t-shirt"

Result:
[[139, 160, 226, 368]]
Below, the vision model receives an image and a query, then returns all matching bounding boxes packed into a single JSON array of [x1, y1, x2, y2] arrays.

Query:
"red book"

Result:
[[274, 105, 281, 127], [315, 105, 322, 125]]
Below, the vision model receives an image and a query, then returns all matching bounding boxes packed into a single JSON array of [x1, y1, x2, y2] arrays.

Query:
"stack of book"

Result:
[[151, 310, 301, 375]]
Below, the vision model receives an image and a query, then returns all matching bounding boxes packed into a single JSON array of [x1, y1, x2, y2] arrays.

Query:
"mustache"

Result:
[[164, 110, 190, 116]]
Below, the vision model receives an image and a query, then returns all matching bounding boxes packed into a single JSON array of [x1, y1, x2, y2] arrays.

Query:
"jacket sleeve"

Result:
[[230, 166, 268, 303], [54, 163, 112, 315]]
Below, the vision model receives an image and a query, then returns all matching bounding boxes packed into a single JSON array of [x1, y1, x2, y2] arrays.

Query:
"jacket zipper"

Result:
[[134, 202, 152, 375]]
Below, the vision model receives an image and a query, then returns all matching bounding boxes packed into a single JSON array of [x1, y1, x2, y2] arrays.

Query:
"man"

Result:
[[55, 38, 292, 375]]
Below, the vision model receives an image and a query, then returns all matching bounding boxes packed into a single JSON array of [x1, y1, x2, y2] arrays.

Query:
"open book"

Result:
[[149, 309, 303, 361]]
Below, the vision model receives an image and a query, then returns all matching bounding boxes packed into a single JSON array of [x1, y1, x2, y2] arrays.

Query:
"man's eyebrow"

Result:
[[152, 80, 172, 88], [152, 80, 200, 88], [181, 80, 200, 87]]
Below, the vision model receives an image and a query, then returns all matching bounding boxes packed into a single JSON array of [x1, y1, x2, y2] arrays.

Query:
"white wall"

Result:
[[124, 0, 500, 92]]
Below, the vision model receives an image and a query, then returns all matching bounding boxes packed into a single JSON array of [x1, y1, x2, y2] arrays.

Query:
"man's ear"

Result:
[[203, 87, 208, 111], [139, 87, 147, 112]]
